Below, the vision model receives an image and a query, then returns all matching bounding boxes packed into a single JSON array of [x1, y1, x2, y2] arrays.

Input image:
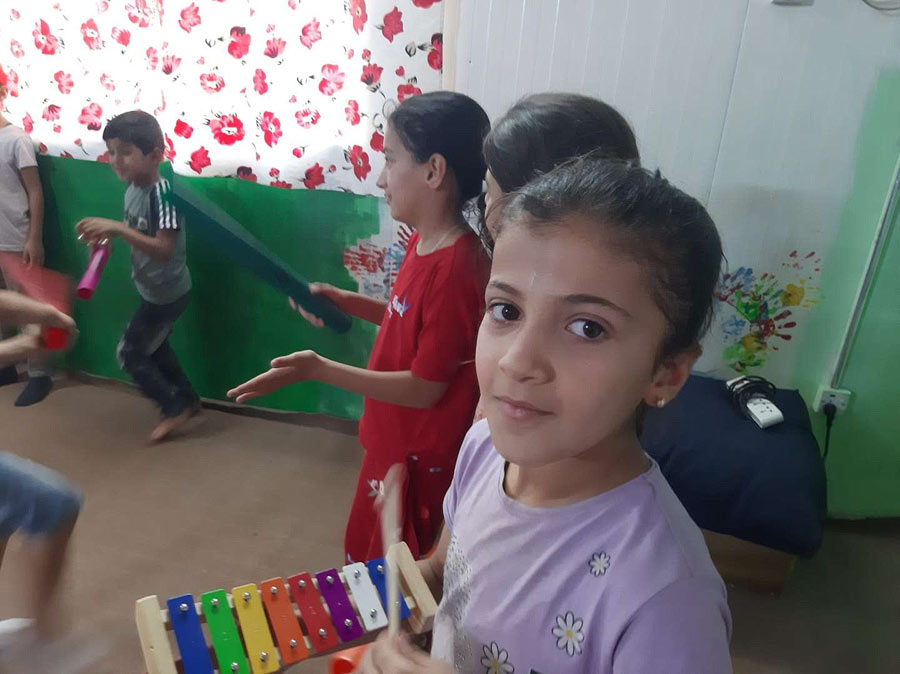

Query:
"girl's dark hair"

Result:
[[496, 156, 722, 360], [484, 93, 639, 193], [103, 110, 164, 155], [389, 91, 490, 205]]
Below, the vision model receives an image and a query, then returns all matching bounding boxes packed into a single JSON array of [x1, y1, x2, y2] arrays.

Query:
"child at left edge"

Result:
[[76, 110, 199, 443]]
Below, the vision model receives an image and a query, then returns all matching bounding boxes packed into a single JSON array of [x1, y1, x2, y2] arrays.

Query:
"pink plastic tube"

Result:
[[76, 245, 110, 300]]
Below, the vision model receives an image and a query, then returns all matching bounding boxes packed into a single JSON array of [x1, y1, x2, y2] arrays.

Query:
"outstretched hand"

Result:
[[357, 634, 452, 674], [226, 350, 323, 403]]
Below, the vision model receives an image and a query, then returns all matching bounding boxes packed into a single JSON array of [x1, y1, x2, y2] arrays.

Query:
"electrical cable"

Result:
[[822, 403, 837, 461]]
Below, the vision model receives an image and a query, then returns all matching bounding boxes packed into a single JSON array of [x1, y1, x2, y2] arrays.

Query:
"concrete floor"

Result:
[[0, 380, 897, 673]]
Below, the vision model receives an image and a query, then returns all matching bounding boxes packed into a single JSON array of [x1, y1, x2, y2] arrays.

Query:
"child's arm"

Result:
[[75, 217, 176, 261], [226, 350, 448, 408], [0, 290, 75, 331], [0, 291, 76, 366], [290, 283, 386, 326], [19, 166, 44, 267]]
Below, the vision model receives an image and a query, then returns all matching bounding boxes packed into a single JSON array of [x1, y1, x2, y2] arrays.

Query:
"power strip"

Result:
[[744, 396, 785, 429], [726, 376, 785, 429]]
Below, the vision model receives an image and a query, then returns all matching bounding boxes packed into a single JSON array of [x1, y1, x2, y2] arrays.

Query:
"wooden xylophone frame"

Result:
[[136, 542, 437, 674]]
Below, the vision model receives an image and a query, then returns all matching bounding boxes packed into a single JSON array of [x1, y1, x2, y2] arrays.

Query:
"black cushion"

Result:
[[641, 374, 826, 557]]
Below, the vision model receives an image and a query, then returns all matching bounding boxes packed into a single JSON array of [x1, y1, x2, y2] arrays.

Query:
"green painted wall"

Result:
[[795, 71, 900, 518], [40, 156, 380, 420]]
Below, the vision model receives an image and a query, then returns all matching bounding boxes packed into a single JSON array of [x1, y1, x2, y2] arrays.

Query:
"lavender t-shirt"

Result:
[[431, 420, 732, 674]]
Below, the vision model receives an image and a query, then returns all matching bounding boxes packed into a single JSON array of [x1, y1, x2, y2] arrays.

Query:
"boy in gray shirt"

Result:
[[76, 111, 198, 443]]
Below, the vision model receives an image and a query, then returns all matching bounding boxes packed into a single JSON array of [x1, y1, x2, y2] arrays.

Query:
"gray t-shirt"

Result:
[[432, 419, 732, 674], [123, 179, 191, 304], [0, 124, 38, 252]]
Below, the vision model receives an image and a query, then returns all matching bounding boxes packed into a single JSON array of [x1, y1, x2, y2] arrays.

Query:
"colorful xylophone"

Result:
[[136, 542, 437, 674]]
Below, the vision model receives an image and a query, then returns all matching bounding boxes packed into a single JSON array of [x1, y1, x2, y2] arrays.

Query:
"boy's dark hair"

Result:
[[389, 91, 491, 205], [479, 93, 640, 250], [102, 110, 164, 155], [496, 156, 723, 361], [484, 93, 640, 194]]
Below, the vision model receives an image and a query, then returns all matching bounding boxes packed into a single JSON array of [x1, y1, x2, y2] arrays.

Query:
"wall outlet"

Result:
[[814, 386, 852, 414]]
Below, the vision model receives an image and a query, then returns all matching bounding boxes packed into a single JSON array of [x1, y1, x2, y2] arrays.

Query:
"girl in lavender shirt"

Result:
[[360, 156, 732, 673]]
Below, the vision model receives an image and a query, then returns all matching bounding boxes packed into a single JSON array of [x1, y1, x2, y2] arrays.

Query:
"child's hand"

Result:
[[226, 350, 323, 403], [357, 634, 453, 674], [75, 217, 123, 243], [22, 237, 44, 268], [289, 282, 345, 328]]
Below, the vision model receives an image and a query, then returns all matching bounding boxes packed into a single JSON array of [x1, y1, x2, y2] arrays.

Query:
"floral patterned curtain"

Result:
[[1, 0, 444, 196]]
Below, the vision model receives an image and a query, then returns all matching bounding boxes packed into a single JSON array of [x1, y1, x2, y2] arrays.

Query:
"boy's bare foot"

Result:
[[149, 408, 193, 443]]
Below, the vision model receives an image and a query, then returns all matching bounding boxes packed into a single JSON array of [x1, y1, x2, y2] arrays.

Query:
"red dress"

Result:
[[344, 230, 489, 563]]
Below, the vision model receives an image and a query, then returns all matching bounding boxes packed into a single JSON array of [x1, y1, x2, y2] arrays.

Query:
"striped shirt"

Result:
[[123, 178, 191, 304]]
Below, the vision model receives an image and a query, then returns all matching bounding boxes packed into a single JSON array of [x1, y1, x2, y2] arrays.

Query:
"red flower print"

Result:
[[112, 28, 131, 47], [370, 130, 384, 153], [60, 151, 74, 159], [303, 163, 325, 189], [345, 100, 361, 125], [81, 19, 102, 50], [348, 49, 355, 59], [100, 73, 115, 90], [3, 69, 19, 97], [53, 125, 61, 133], [54, 71, 74, 95], [397, 83, 422, 101], [189, 147, 211, 174], [96, 150, 109, 162], [348, 0, 368, 34], [162, 55, 181, 75], [174, 119, 193, 138], [209, 114, 245, 145], [264, 37, 286, 58], [236, 166, 257, 182], [164, 135, 175, 160], [362, 48, 371, 61], [381, 7, 403, 43], [412, 0, 439, 7], [22, 114, 33, 134], [38, 143, 47, 154], [10, 9, 19, 19], [347, 145, 371, 181], [319, 64, 345, 96], [146, 47, 159, 70], [288, 0, 298, 8], [127, 1, 152, 28], [78, 103, 103, 131], [259, 111, 282, 147], [33, 20, 60, 55], [361, 63, 383, 91], [97, 1, 109, 12], [10, 40, 24, 59], [270, 180, 291, 189], [300, 19, 321, 49], [395, 65, 404, 76], [228, 26, 251, 59], [200, 73, 225, 93], [269, 168, 280, 178], [292, 147, 304, 158], [42, 104, 61, 121], [295, 108, 320, 128], [428, 33, 442, 70], [253, 69, 268, 94], [179, 3, 201, 33]]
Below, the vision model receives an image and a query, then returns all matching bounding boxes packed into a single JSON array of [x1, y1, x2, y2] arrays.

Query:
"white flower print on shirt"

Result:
[[481, 642, 514, 674], [552, 612, 585, 657], [589, 552, 611, 577]]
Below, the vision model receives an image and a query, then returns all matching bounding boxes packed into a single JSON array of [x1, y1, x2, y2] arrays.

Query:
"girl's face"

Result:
[[376, 124, 429, 224], [476, 217, 689, 468]]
